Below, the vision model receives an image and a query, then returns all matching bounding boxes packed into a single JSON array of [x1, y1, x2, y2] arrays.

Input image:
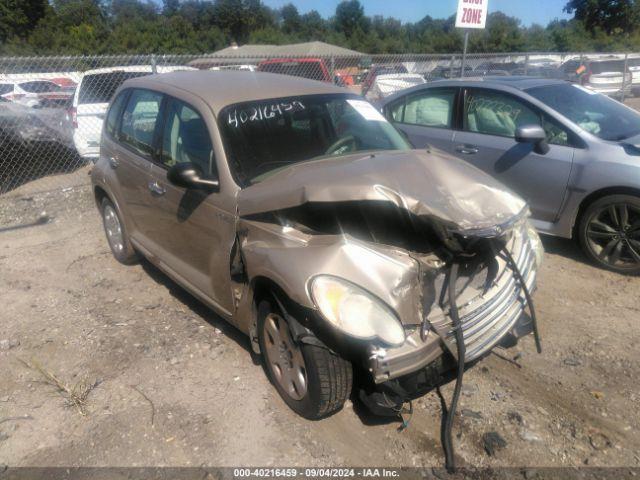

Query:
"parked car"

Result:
[[92, 71, 542, 433], [473, 61, 520, 76], [380, 77, 640, 274], [71, 65, 194, 160], [0, 80, 72, 108], [209, 64, 256, 72], [361, 64, 409, 95], [257, 58, 331, 83], [0, 101, 72, 144], [425, 65, 474, 81], [364, 73, 426, 101], [558, 57, 632, 97]]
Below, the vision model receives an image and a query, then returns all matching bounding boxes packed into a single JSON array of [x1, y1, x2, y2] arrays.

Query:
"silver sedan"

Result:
[[380, 77, 640, 274]]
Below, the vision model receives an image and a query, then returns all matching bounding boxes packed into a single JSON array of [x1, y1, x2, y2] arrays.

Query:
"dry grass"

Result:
[[19, 358, 98, 416]]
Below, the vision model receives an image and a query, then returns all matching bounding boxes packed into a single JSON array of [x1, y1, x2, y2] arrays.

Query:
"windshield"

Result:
[[220, 94, 411, 186], [527, 83, 640, 141]]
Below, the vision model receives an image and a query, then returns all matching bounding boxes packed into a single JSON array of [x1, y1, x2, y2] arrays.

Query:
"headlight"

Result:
[[525, 221, 544, 267], [309, 275, 406, 347]]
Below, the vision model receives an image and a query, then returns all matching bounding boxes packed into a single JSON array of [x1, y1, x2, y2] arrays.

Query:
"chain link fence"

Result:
[[1, 51, 639, 196]]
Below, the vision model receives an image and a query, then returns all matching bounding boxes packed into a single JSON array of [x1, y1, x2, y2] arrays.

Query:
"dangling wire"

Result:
[[444, 262, 465, 473], [502, 247, 542, 354]]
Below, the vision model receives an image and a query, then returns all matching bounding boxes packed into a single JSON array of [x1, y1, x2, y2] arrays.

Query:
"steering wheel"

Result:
[[324, 135, 358, 156]]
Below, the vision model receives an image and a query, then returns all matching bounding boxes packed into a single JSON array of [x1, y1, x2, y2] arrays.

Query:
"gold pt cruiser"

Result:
[[92, 71, 543, 437]]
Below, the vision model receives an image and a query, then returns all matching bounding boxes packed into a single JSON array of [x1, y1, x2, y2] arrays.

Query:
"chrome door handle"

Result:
[[108, 157, 119, 169], [148, 181, 166, 196], [455, 145, 479, 155]]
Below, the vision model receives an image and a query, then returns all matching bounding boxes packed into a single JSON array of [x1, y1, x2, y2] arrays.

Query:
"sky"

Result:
[[261, 0, 573, 27]]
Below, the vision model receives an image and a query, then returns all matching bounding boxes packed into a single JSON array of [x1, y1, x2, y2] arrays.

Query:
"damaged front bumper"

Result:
[[369, 220, 538, 384]]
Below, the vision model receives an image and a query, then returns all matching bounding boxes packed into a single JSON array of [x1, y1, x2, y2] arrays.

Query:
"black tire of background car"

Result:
[[578, 194, 640, 275], [101, 197, 139, 265], [257, 299, 353, 420]]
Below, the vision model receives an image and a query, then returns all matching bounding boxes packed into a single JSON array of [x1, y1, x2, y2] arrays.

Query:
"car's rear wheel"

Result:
[[578, 194, 640, 275], [101, 197, 138, 265], [257, 299, 352, 419]]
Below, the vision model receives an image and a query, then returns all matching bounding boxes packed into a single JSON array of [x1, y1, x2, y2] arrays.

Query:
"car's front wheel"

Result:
[[257, 299, 352, 419], [578, 194, 640, 275], [100, 197, 138, 265]]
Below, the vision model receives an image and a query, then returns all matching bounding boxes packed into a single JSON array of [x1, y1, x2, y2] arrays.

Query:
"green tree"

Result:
[[334, 0, 367, 37], [0, 0, 49, 42], [280, 3, 300, 35], [564, 0, 636, 34]]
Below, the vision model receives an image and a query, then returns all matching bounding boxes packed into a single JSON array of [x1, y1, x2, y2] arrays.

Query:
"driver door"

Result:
[[145, 96, 236, 314], [451, 88, 575, 223]]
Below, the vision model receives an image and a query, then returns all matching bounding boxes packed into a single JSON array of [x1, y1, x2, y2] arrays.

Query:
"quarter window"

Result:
[[119, 89, 163, 157], [402, 89, 456, 128], [160, 99, 214, 176], [387, 100, 405, 122]]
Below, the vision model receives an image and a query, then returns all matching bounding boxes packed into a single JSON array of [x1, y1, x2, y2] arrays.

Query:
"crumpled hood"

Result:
[[238, 149, 527, 234]]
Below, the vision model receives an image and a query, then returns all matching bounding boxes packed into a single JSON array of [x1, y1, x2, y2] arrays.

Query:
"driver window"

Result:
[[160, 99, 214, 176], [464, 89, 540, 138]]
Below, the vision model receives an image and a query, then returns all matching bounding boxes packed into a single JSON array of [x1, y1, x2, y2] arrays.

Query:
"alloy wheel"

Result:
[[262, 313, 308, 401], [586, 203, 640, 269]]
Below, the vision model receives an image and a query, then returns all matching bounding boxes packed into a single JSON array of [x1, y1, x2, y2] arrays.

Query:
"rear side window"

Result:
[[105, 90, 129, 139], [402, 89, 456, 128], [119, 89, 163, 157], [160, 99, 214, 176], [0, 84, 13, 95], [79, 71, 150, 104], [19, 81, 60, 93]]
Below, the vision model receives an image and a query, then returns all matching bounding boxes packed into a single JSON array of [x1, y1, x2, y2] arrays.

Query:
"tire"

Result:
[[578, 194, 640, 275], [257, 299, 352, 420], [100, 197, 138, 265]]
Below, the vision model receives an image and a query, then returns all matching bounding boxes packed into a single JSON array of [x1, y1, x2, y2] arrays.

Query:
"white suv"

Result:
[[0, 80, 67, 108], [71, 65, 194, 160]]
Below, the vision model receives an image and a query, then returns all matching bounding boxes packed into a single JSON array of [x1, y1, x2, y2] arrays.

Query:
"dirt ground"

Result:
[[0, 166, 639, 473]]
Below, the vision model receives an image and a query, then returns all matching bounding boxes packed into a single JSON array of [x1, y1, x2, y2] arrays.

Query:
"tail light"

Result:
[[68, 106, 77, 128]]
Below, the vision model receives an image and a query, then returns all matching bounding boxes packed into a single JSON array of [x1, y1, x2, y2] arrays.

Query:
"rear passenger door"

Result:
[[102, 88, 163, 243], [145, 97, 236, 315], [384, 87, 459, 152]]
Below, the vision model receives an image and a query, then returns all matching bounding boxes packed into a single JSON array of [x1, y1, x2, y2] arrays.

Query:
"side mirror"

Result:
[[515, 125, 550, 155], [167, 162, 219, 192]]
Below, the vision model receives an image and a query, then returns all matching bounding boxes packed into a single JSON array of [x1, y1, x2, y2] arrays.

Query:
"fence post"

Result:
[[524, 54, 530, 75], [151, 53, 157, 74], [330, 55, 335, 83], [449, 55, 455, 78], [621, 53, 629, 104]]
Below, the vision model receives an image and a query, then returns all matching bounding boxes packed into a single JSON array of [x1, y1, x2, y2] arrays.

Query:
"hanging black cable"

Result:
[[443, 261, 465, 473], [502, 247, 542, 354]]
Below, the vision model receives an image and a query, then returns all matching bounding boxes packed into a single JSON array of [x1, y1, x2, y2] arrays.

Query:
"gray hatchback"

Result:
[[380, 77, 640, 274]]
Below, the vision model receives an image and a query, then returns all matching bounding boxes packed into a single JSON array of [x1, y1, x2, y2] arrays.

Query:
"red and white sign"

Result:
[[455, 0, 489, 29]]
